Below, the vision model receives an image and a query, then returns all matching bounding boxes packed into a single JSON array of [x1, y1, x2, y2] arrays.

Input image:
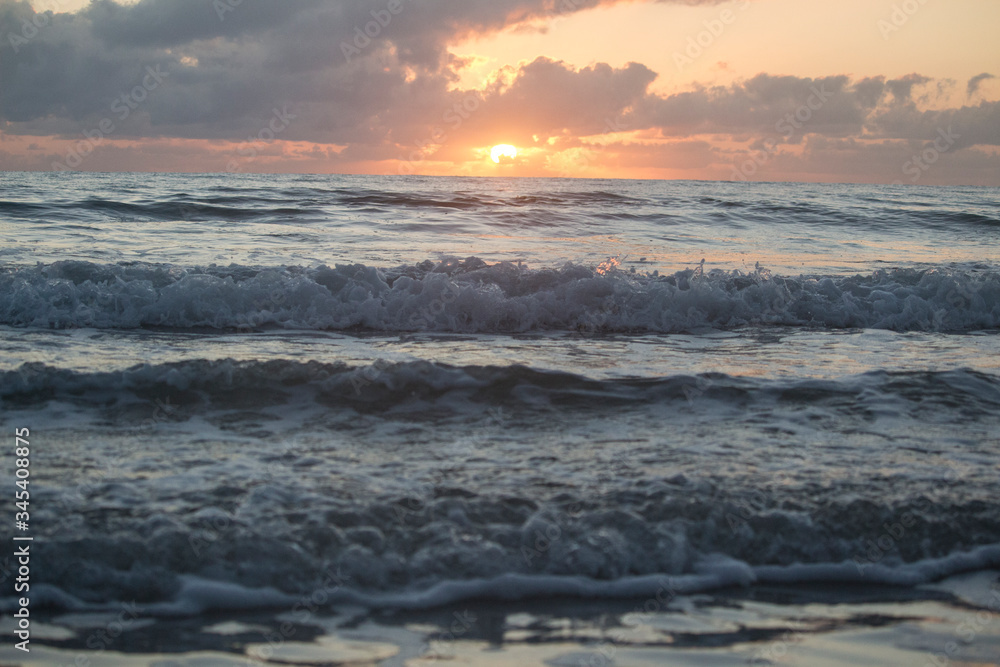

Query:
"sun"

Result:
[[490, 144, 517, 163]]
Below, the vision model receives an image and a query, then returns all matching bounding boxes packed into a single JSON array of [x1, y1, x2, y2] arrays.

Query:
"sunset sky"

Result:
[[1, 0, 998, 184]]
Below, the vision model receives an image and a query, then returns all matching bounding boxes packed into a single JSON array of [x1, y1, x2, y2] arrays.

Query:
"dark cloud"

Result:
[[0, 0, 635, 138], [456, 57, 657, 144], [84, 0, 320, 46], [884, 73, 932, 104], [626, 73, 999, 149], [632, 74, 873, 140], [0, 0, 676, 147], [0, 0, 995, 184], [967, 72, 995, 97], [870, 100, 1000, 150]]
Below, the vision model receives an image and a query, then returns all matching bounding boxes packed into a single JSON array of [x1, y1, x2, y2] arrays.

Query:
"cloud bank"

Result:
[[0, 0, 997, 184]]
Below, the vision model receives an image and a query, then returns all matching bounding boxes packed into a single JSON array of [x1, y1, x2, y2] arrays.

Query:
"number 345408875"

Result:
[[15, 428, 30, 493]]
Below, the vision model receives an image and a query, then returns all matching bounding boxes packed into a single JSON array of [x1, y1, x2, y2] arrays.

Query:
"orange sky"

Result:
[[1, 0, 998, 184]]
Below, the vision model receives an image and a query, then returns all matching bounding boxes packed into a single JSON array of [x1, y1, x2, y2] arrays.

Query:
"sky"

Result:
[[0, 0, 998, 184]]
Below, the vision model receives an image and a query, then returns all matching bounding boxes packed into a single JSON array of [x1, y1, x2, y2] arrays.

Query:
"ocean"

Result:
[[1, 171, 999, 665]]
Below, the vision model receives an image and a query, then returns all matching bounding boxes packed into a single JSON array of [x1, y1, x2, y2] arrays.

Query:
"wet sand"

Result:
[[4, 571, 998, 666]]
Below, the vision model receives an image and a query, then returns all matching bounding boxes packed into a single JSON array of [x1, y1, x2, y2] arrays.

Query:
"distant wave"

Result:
[[0, 188, 650, 223], [1, 258, 998, 332], [0, 198, 325, 223], [3, 187, 997, 228]]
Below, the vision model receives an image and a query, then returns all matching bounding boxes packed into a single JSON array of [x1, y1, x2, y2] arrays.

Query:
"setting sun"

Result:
[[490, 144, 518, 163]]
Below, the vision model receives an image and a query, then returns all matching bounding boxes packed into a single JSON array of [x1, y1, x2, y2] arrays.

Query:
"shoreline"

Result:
[[4, 572, 998, 666]]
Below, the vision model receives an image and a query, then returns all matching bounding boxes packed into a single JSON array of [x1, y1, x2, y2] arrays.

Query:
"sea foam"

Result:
[[2, 259, 997, 332]]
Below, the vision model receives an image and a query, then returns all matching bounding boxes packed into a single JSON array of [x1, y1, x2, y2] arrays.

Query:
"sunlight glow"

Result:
[[491, 144, 518, 163]]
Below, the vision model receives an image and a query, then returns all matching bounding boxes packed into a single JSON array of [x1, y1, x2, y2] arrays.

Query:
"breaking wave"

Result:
[[2, 258, 998, 333]]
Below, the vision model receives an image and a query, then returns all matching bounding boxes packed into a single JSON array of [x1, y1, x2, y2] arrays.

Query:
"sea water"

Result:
[[0, 172, 998, 629]]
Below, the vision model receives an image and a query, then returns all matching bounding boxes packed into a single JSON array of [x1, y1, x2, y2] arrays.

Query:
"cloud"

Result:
[[453, 57, 657, 145], [632, 74, 872, 139], [884, 73, 932, 104], [0, 0, 675, 146], [0, 1, 612, 135], [967, 72, 996, 98], [0, 0, 996, 184], [625, 73, 999, 148]]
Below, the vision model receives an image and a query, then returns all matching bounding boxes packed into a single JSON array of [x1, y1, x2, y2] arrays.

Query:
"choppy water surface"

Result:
[[0, 171, 998, 616]]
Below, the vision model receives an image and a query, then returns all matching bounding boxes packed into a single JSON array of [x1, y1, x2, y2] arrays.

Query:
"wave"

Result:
[[3, 471, 998, 612], [1, 259, 998, 333], [4, 360, 999, 419], [0, 188, 649, 222], [9, 544, 1000, 616], [7, 184, 998, 228], [0, 197, 324, 223]]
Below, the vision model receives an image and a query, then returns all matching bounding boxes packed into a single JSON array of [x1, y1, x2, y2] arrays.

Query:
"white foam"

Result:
[[2, 259, 997, 332], [5, 545, 999, 617], [144, 578, 298, 617], [755, 543, 1000, 586]]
